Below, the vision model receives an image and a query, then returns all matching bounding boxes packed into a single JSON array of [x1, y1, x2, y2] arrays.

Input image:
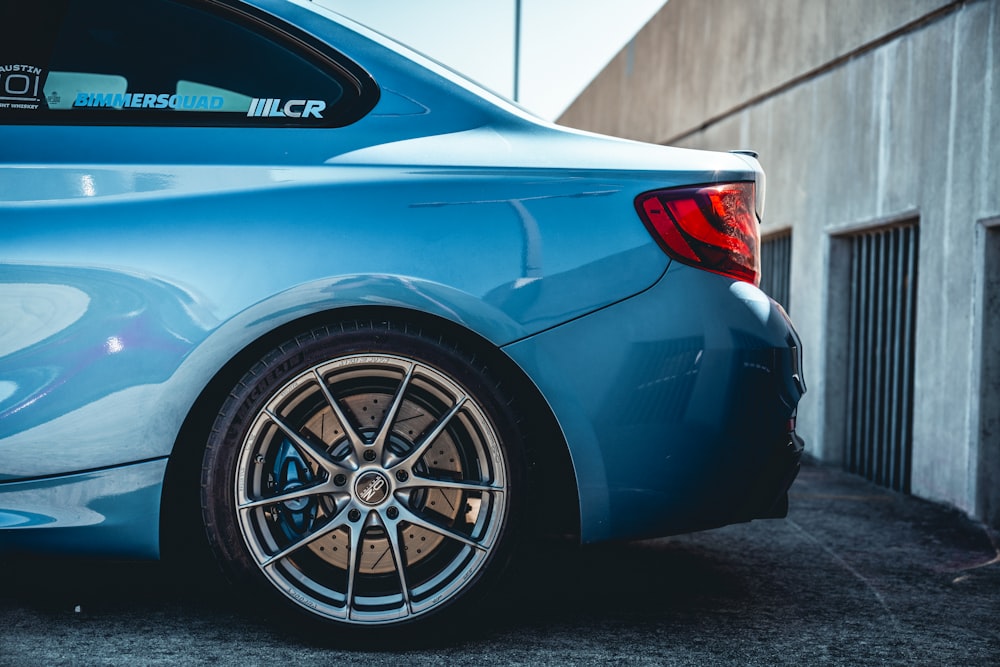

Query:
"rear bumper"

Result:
[[504, 263, 807, 543], [740, 430, 805, 520]]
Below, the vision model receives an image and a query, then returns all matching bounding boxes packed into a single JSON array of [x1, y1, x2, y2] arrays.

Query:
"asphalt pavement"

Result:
[[1, 461, 998, 665]]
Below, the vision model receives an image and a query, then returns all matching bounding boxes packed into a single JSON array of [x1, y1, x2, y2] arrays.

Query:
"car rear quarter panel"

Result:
[[504, 263, 803, 543], [0, 140, 682, 482]]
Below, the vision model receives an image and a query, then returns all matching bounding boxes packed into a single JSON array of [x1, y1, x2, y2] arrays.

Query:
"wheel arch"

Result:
[[159, 305, 580, 561]]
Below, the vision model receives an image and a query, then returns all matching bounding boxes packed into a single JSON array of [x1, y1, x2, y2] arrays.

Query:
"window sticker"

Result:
[[0, 64, 45, 111], [72, 91, 227, 111], [246, 98, 326, 119], [37, 72, 326, 119], [44, 72, 128, 110]]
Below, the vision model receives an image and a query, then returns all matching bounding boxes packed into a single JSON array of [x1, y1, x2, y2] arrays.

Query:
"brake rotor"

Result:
[[300, 391, 465, 573]]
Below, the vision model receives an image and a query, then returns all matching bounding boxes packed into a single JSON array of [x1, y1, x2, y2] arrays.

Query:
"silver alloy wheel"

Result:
[[233, 353, 508, 624]]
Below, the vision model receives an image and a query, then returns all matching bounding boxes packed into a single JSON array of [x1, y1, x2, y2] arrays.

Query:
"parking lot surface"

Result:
[[1, 461, 998, 665]]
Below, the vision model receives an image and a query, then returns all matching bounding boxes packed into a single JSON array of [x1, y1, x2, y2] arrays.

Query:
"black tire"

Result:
[[201, 321, 523, 634]]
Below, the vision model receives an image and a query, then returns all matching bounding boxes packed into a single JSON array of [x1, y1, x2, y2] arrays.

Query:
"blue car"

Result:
[[1, 0, 805, 631]]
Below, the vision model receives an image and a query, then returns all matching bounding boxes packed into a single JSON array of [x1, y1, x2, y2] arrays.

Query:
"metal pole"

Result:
[[513, 0, 521, 101]]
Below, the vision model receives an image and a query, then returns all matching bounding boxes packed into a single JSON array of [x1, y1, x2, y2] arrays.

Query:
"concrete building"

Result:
[[560, 0, 1000, 527]]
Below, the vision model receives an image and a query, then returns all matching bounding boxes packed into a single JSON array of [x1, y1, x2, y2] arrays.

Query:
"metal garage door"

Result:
[[845, 223, 919, 492], [761, 232, 792, 310]]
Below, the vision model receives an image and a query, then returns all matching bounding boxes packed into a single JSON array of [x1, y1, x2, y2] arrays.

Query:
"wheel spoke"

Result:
[[260, 507, 349, 569], [312, 368, 365, 464], [398, 475, 502, 494], [345, 510, 365, 620], [370, 362, 415, 458], [238, 479, 338, 510], [264, 407, 348, 475], [396, 504, 487, 552], [388, 395, 467, 469], [373, 512, 412, 613]]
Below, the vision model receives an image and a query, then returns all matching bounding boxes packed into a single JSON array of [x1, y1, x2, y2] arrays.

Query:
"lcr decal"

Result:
[[247, 98, 325, 119]]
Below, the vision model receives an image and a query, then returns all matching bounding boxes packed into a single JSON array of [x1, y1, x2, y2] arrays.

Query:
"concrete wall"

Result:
[[560, 0, 1000, 524]]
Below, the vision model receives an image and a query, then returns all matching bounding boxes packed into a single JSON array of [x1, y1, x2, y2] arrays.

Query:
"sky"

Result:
[[310, 0, 667, 121]]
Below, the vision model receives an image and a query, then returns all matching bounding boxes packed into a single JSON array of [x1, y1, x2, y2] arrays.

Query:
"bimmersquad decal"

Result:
[[73, 92, 226, 110]]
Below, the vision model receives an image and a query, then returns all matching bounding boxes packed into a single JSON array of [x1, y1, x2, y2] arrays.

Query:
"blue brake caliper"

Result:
[[273, 439, 318, 538]]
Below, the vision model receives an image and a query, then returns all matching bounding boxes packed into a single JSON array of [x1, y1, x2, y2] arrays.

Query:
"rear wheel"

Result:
[[201, 322, 522, 630]]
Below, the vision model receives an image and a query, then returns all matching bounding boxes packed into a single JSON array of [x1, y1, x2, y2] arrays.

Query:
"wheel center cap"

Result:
[[355, 471, 390, 506]]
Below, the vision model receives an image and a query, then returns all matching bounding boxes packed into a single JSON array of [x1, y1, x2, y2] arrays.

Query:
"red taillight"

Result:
[[635, 182, 761, 286]]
